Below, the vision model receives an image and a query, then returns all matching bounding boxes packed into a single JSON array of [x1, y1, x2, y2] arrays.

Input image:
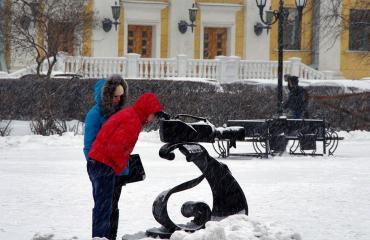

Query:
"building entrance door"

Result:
[[127, 25, 153, 58], [203, 27, 227, 59]]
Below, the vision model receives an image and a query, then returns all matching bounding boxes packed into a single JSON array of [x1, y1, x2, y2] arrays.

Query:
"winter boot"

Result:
[[92, 207, 111, 239], [109, 209, 120, 240]]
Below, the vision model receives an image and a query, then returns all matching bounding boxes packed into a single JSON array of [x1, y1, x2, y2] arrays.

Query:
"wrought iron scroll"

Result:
[[146, 142, 248, 238]]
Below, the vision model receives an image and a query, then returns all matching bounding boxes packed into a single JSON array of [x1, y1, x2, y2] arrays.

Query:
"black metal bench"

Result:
[[218, 118, 344, 158], [223, 119, 269, 158], [284, 119, 344, 156]]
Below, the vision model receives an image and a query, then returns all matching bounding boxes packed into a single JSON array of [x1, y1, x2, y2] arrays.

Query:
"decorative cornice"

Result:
[[121, 0, 168, 10], [197, 2, 242, 12]]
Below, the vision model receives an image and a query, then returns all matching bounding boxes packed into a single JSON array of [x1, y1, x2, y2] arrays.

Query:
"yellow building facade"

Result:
[[2, 0, 370, 79], [269, 0, 313, 65], [340, 0, 370, 79]]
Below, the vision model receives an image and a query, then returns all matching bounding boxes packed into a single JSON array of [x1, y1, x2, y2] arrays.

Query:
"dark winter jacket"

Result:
[[284, 85, 309, 118], [88, 93, 163, 174]]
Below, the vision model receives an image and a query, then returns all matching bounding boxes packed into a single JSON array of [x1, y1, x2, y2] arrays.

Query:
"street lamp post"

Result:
[[256, 0, 307, 116]]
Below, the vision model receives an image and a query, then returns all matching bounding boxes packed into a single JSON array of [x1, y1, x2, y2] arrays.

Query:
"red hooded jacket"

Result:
[[88, 93, 163, 174]]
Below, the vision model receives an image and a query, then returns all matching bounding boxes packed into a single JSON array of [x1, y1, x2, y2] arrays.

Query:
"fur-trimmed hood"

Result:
[[100, 75, 128, 117]]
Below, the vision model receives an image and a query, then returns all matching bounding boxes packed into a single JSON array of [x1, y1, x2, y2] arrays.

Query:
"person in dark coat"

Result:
[[87, 92, 163, 240], [283, 75, 309, 119], [83, 75, 128, 240]]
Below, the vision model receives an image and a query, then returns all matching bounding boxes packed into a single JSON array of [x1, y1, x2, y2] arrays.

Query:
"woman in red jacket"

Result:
[[87, 92, 163, 239]]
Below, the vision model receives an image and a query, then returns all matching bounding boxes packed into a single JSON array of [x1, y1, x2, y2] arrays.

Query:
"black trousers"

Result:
[[87, 160, 125, 240], [110, 175, 126, 240]]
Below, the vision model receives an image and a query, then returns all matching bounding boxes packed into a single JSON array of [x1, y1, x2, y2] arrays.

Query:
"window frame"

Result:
[[349, 9, 370, 51], [283, 7, 301, 50]]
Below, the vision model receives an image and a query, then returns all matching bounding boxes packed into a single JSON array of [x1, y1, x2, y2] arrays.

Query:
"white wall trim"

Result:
[[245, 0, 270, 60], [121, 0, 168, 9], [317, 0, 342, 73], [197, 2, 242, 9], [168, 0, 196, 58]]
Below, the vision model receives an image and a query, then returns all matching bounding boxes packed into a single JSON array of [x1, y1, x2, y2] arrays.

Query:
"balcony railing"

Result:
[[7, 52, 329, 81]]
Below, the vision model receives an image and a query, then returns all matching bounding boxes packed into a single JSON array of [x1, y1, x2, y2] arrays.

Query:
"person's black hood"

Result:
[[289, 76, 299, 86], [288, 76, 299, 91]]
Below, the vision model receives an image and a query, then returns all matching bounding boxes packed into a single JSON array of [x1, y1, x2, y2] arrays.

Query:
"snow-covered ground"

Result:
[[1, 121, 370, 240]]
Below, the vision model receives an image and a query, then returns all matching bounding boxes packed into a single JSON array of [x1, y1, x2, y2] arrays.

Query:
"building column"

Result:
[[168, 0, 195, 58], [92, 0, 119, 57], [244, 0, 270, 60], [315, 0, 343, 78]]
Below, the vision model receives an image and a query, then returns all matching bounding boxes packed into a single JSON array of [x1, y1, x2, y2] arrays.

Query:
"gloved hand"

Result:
[[155, 111, 171, 120]]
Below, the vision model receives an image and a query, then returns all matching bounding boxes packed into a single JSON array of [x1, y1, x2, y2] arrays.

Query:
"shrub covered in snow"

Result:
[[0, 78, 369, 131]]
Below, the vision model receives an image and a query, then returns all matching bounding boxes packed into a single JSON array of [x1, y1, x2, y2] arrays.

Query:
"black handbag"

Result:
[[119, 154, 146, 185]]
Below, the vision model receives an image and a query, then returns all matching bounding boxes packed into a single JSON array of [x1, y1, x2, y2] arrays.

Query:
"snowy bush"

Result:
[[0, 77, 369, 132]]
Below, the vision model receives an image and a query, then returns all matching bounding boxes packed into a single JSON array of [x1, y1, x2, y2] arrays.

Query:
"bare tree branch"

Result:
[[0, 0, 94, 79]]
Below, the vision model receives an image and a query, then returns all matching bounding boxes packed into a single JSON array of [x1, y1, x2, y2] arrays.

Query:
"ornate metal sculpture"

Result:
[[146, 115, 248, 238]]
